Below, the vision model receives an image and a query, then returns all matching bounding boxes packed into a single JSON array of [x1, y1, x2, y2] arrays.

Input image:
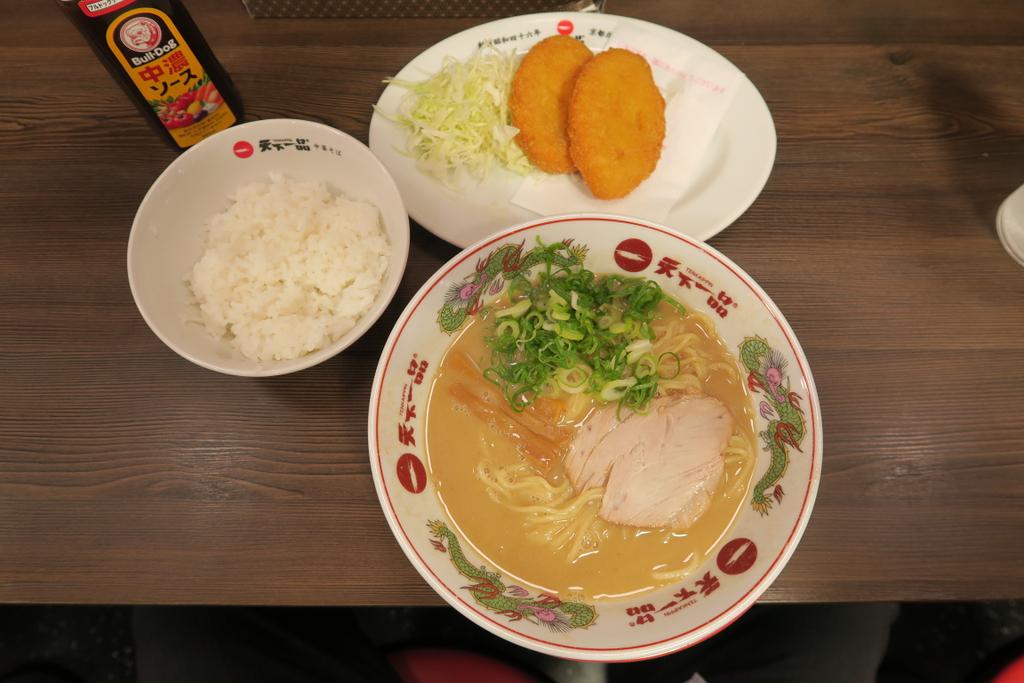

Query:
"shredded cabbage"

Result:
[[379, 48, 532, 188]]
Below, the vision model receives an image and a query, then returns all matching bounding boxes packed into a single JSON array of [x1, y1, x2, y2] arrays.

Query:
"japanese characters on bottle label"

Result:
[[103, 6, 236, 148]]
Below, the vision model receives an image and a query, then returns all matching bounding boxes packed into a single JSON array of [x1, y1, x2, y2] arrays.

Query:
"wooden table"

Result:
[[2, 0, 1023, 606]]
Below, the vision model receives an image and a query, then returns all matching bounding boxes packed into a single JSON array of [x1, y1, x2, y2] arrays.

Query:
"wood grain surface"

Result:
[[1, 0, 1023, 605]]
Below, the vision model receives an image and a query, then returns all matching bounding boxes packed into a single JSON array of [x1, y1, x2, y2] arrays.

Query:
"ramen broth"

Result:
[[425, 299, 757, 601]]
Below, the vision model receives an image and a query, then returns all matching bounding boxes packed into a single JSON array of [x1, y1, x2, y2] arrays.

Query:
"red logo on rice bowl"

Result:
[[233, 141, 254, 159], [557, 19, 573, 35], [119, 16, 162, 52]]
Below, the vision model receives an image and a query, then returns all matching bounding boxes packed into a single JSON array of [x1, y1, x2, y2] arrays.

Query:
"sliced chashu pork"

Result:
[[565, 394, 734, 529], [562, 402, 624, 490]]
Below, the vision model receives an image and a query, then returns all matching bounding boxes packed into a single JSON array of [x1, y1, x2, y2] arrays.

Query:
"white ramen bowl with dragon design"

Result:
[[368, 214, 822, 661]]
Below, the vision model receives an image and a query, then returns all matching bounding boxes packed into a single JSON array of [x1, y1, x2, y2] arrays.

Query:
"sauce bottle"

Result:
[[56, 0, 243, 150]]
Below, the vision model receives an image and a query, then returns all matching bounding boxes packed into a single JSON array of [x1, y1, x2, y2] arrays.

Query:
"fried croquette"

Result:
[[568, 48, 666, 199], [509, 36, 593, 174]]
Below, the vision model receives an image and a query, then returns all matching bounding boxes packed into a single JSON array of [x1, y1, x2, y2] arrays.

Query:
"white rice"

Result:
[[186, 173, 390, 362]]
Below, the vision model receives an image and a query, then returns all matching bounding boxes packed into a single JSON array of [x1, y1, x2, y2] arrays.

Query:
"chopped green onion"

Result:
[[658, 352, 682, 379], [482, 240, 687, 415], [634, 354, 658, 379], [495, 299, 531, 318], [625, 339, 652, 364], [556, 365, 592, 394], [601, 377, 638, 402], [523, 311, 544, 328], [557, 325, 584, 341], [496, 319, 520, 338]]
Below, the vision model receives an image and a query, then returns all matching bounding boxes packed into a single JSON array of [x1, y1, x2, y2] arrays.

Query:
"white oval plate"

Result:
[[369, 12, 776, 248]]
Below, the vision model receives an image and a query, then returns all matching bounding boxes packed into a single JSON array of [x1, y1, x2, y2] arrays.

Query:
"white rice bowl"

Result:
[[186, 174, 390, 362]]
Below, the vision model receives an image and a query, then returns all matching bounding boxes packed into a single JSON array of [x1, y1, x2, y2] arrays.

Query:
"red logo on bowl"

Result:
[[614, 238, 653, 272], [233, 141, 254, 159], [557, 19, 573, 35], [119, 16, 162, 52], [717, 538, 758, 575], [396, 453, 427, 494]]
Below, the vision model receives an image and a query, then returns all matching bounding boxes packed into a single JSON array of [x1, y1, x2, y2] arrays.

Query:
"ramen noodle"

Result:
[[426, 284, 756, 601]]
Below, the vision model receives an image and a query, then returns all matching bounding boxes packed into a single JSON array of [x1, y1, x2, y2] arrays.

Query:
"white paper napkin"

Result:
[[511, 24, 745, 223]]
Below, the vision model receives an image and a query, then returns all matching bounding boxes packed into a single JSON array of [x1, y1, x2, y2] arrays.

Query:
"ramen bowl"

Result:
[[368, 214, 822, 661]]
